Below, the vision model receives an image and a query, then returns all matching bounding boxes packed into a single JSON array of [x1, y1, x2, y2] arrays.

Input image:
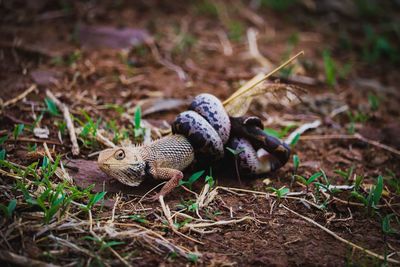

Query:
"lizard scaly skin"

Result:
[[98, 134, 194, 199]]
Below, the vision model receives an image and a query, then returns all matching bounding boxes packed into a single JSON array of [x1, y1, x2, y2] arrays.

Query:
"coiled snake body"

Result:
[[98, 93, 290, 199]]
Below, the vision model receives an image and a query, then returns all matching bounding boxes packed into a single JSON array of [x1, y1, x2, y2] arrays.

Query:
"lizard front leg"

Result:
[[149, 167, 184, 201]]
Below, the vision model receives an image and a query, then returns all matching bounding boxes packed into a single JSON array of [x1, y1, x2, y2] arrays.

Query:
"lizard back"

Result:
[[148, 134, 194, 170]]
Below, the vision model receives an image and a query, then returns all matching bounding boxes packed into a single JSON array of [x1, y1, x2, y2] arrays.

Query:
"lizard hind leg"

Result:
[[149, 168, 184, 201]]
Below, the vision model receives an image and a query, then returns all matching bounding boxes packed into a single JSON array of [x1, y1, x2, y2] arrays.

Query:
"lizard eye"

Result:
[[114, 149, 125, 160]]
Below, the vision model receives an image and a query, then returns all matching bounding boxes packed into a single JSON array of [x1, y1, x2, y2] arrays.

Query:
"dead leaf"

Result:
[[30, 69, 60, 86], [78, 25, 150, 50]]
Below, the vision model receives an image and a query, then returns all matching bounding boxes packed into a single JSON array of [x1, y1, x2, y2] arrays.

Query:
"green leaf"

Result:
[[354, 175, 364, 190], [307, 172, 322, 186], [13, 124, 25, 140], [187, 253, 199, 263], [0, 149, 5, 160], [188, 170, 205, 184], [129, 214, 148, 224], [226, 147, 245, 155], [350, 191, 367, 205], [134, 106, 142, 130], [45, 97, 60, 116], [264, 128, 280, 138], [205, 175, 215, 187], [290, 133, 301, 147], [278, 187, 290, 197], [295, 175, 307, 185], [382, 214, 397, 235], [7, 199, 17, 217], [293, 154, 300, 171], [323, 49, 337, 87], [100, 240, 125, 250], [0, 135, 8, 145], [373, 175, 383, 206]]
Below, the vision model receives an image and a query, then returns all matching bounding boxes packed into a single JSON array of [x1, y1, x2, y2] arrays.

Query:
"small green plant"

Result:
[[347, 110, 369, 134], [81, 191, 106, 212], [381, 213, 399, 264], [27, 143, 37, 152], [75, 111, 101, 147], [292, 155, 300, 173], [0, 199, 17, 219], [176, 199, 198, 213], [83, 236, 125, 251], [385, 169, 400, 195], [334, 165, 354, 184], [187, 253, 199, 263], [0, 149, 5, 160], [296, 171, 322, 192], [290, 133, 301, 147], [322, 50, 352, 87], [362, 26, 399, 64], [323, 50, 337, 87], [382, 214, 398, 235], [368, 93, 380, 111], [44, 98, 59, 116], [226, 147, 245, 183], [179, 170, 205, 190], [129, 214, 149, 224], [350, 175, 383, 214], [133, 106, 145, 139], [104, 104, 125, 115], [13, 124, 25, 140], [267, 186, 289, 200], [0, 135, 7, 145], [205, 169, 215, 188], [228, 20, 244, 42]]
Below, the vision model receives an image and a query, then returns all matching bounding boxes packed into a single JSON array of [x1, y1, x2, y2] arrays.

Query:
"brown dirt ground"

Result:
[[1, 1, 400, 266]]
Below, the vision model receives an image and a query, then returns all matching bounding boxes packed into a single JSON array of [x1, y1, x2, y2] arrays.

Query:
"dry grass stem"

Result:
[[46, 90, 80, 155], [281, 205, 400, 264], [1, 84, 37, 108]]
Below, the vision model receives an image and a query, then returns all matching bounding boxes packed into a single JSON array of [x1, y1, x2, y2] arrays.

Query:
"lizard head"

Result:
[[97, 147, 146, 187]]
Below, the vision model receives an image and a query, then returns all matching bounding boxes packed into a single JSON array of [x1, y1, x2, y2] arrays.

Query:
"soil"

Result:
[[1, 1, 400, 266]]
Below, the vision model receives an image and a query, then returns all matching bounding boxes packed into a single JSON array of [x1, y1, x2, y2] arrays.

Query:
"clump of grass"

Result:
[[334, 165, 355, 184], [0, 199, 17, 219], [75, 111, 101, 148], [362, 26, 399, 64], [323, 49, 352, 87], [350, 175, 383, 215], [347, 110, 369, 134]]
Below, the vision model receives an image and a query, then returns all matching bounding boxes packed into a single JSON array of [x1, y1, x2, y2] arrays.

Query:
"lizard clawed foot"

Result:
[[147, 193, 162, 202]]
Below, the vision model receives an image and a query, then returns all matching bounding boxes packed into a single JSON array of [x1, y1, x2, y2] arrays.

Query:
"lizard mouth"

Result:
[[98, 163, 144, 187]]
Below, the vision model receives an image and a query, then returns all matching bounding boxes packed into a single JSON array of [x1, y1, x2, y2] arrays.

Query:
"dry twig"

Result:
[[46, 90, 80, 155], [0, 249, 60, 267], [1, 84, 37, 108]]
